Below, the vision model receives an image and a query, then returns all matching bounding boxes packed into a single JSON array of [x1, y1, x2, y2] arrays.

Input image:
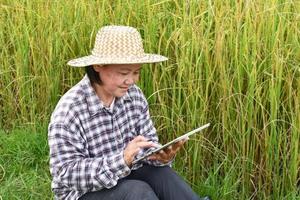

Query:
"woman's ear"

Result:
[[93, 65, 103, 72]]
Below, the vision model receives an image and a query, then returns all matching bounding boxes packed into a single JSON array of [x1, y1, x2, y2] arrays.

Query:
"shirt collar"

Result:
[[119, 88, 132, 103], [82, 75, 104, 116]]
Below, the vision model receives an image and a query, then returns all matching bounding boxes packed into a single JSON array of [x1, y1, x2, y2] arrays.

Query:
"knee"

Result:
[[146, 165, 176, 181], [124, 180, 158, 200]]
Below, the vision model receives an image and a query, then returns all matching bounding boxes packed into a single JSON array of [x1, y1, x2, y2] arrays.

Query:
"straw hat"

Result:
[[67, 25, 168, 67]]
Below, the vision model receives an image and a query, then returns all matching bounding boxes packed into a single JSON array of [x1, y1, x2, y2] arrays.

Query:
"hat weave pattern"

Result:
[[68, 25, 167, 67]]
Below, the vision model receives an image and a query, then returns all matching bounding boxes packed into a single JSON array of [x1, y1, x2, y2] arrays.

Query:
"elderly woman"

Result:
[[48, 25, 210, 200]]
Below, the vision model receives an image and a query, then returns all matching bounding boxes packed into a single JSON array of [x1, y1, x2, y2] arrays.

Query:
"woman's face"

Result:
[[93, 64, 142, 98]]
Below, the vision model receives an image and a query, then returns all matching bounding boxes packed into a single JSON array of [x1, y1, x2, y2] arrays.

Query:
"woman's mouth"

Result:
[[119, 87, 128, 91]]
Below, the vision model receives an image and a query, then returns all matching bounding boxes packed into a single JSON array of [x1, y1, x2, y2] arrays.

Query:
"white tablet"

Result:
[[132, 123, 210, 165]]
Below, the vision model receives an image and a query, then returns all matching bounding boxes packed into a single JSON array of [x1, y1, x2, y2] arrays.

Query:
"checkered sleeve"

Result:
[[48, 120, 131, 192]]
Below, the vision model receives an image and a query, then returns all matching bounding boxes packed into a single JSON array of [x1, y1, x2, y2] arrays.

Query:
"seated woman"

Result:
[[48, 25, 210, 200]]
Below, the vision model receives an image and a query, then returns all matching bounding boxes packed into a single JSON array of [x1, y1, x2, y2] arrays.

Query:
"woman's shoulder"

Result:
[[127, 84, 145, 99], [126, 85, 149, 107], [50, 79, 87, 123]]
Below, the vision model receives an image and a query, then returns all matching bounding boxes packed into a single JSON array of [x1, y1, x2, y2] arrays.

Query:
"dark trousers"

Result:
[[79, 164, 200, 200]]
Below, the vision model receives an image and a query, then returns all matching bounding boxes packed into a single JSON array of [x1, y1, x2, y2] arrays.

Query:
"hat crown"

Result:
[[92, 26, 144, 57]]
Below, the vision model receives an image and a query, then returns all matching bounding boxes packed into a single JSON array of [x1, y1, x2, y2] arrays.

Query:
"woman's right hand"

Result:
[[123, 136, 156, 167]]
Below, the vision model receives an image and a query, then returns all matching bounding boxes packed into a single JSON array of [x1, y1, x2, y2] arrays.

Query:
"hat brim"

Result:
[[67, 54, 168, 67]]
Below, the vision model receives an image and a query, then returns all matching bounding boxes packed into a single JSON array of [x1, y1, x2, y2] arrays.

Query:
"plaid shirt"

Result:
[[48, 75, 164, 200]]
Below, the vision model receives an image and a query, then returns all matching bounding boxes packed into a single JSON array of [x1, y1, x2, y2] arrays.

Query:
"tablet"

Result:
[[132, 123, 210, 165]]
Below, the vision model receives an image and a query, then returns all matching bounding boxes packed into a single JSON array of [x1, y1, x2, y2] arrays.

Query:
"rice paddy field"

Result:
[[0, 0, 299, 199]]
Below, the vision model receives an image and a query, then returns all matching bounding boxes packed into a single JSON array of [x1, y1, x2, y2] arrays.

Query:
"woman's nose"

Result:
[[124, 77, 134, 85]]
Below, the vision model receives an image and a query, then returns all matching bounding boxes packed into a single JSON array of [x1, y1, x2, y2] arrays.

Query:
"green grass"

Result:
[[0, 0, 299, 199], [0, 127, 52, 200]]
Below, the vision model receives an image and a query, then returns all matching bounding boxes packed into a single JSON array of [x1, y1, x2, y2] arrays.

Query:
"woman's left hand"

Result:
[[147, 138, 187, 164]]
